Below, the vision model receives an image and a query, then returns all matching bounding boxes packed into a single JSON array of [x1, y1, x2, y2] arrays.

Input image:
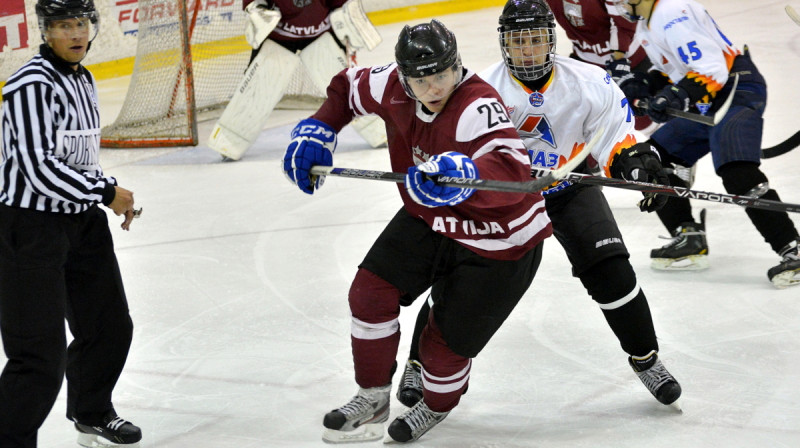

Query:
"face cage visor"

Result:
[[40, 10, 100, 42], [499, 27, 556, 82], [397, 57, 463, 101]]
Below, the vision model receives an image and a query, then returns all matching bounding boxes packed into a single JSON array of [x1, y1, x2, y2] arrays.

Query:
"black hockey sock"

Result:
[[580, 257, 659, 356]]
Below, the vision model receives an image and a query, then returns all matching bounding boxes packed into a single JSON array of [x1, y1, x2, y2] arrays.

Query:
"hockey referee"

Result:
[[0, 1, 142, 446]]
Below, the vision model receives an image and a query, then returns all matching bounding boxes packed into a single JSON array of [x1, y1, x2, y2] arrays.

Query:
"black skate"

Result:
[[768, 238, 800, 288], [387, 400, 449, 443], [74, 410, 142, 447], [651, 209, 708, 271], [322, 384, 390, 443], [396, 359, 423, 408], [629, 351, 682, 411]]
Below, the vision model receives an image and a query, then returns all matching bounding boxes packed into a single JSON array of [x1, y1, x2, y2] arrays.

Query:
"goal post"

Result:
[[100, 0, 325, 148]]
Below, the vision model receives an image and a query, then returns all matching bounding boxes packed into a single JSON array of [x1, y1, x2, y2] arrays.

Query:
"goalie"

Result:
[[208, 0, 386, 160]]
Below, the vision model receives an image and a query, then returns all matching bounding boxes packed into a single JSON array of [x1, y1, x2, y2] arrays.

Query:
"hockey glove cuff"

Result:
[[648, 85, 690, 123], [283, 118, 337, 195], [406, 152, 479, 208]]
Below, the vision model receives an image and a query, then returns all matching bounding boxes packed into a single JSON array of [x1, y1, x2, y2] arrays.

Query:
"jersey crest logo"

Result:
[[528, 92, 544, 107], [411, 145, 430, 165], [293, 0, 312, 7], [519, 114, 556, 148]]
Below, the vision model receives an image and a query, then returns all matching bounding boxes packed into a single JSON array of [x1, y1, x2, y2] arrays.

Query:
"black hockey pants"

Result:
[[0, 204, 133, 448]]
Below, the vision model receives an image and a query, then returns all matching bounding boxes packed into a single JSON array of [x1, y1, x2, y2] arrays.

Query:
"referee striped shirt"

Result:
[[1, 46, 116, 213]]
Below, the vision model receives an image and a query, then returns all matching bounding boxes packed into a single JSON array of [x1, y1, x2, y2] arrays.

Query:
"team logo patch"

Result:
[[696, 102, 711, 115], [293, 0, 312, 7], [528, 92, 544, 107]]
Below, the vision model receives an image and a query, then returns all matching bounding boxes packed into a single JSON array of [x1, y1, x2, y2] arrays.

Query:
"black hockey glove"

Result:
[[648, 85, 690, 123], [609, 142, 670, 212], [606, 59, 651, 116]]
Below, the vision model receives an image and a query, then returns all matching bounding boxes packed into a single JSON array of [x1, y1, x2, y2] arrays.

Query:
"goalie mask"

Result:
[[498, 0, 557, 81], [36, 0, 100, 43], [395, 19, 463, 101]]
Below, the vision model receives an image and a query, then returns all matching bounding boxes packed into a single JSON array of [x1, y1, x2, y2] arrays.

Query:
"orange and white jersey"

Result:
[[480, 55, 637, 189], [636, 0, 739, 95]]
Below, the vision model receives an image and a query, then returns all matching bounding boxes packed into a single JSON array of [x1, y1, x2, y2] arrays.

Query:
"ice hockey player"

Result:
[[0, 0, 142, 447], [282, 19, 553, 443], [608, 0, 800, 288], [397, 0, 682, 414], [208, 0, 386, 160]]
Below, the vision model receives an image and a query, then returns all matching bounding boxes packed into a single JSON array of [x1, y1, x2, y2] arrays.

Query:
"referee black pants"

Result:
[[0, 204, 133, 448]]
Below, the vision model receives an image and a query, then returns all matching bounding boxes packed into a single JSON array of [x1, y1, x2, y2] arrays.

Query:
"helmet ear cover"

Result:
[[394, 19, 464, 100]]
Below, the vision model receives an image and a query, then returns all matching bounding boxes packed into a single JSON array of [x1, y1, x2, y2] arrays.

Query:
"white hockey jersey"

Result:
[[636, 0, 739, 96], [480, 56, 637, 193]]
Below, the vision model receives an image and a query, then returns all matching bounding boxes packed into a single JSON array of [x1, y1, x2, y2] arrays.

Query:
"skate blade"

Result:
[[668, 398, 683, 413], [322, 423, 384, 444], [77, 432, 140, 448], [651, 255, 709, 271], [770, 268, 800, 289]]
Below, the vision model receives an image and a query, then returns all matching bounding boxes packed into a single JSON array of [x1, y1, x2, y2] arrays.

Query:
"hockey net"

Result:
[[101, 0, 325, 148]]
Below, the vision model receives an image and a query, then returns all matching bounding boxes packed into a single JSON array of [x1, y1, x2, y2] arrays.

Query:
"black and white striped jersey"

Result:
[[1, 47, 116, 213]]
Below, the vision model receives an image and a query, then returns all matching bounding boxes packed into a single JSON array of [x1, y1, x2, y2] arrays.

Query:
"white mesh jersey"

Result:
[[636, 0, 739, 95], [480, 56, 637, 193]]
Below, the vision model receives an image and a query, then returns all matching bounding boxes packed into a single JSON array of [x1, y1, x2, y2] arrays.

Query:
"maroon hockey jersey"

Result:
[[546, 0, 645, 66], [242, 0, 347, 43], [311, 65, 553, 260]]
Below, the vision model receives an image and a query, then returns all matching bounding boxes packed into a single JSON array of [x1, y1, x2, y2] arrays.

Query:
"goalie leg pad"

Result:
[[299, 32, 349, 94], [300, 33, 387, 148], [208, 40, 300, 160]]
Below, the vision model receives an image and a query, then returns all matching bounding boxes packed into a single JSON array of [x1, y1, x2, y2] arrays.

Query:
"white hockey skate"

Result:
[[322, 384, 390, 443], [74, 411, 141, 447], [629, 351, 682, 411]]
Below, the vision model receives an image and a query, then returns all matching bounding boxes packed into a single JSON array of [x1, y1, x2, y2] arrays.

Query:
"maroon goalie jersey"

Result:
[[546, 0, 646, 67], [311, 64, 553, 261], [242, 0, 346, 44]]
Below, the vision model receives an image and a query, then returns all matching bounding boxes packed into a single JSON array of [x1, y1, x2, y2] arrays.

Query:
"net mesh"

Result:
[[101, 0, 324, 148]]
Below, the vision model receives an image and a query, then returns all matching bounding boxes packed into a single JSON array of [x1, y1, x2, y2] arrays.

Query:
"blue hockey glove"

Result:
[[609, 142, 670, 212], [648, 85, 690, 123], [405, 152, 479, 208], [606, 59, 650, 116], [282, 118, 337, 194]]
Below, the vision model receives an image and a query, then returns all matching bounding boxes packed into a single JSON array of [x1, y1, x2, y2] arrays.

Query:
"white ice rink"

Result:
[[3, 1, 800, 446]]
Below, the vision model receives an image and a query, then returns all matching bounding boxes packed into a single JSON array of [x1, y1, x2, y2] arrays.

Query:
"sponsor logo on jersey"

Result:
[[55, 128, 101, 171], [528, 92, 544, 107]]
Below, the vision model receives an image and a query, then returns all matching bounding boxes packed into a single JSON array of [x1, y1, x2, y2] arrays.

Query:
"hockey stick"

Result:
[[762, 130, 800, 158], [787, 5, 800, 26], [634, 73, 739, 126], [530, 168, 800, 213], [309, 128, 603, 194]]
